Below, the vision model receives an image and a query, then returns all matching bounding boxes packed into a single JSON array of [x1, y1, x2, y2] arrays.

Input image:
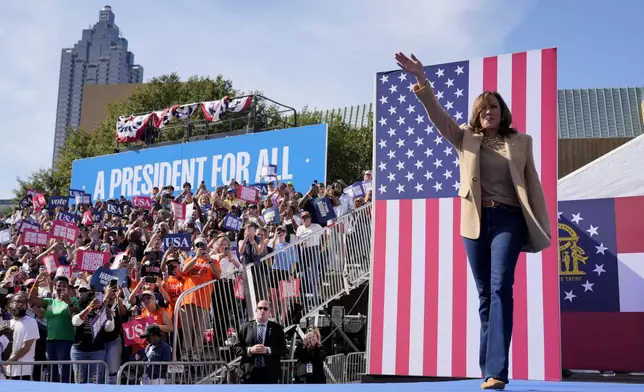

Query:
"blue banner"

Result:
[[262, 206, 280, 225], [313, 197, 336, 224], [71, 124, 328, 201], [48, 196, 68, 209], [57, 211, 79, 224], [91, 267, 128, 292], [162, 233, 192, 251], [223, 214, 243, 231]]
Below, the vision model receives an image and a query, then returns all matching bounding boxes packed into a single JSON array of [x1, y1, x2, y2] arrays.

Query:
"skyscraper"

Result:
[[52, 5, 143, 166]]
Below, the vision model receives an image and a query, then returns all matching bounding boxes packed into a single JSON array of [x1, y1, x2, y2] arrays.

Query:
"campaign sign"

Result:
[[263, 206, 280, 225], [122, 316, 156, 347], [0, 228, 12, 245], [247, 183, 269, 196], [48, 196, 68, 209], [91, 266, 128, 291], [70, 124, 328, 201], [90, 304, 109, 341], [77, 250, 111, 272], [223, 213, 243, 231], [76, 193, 92, 205], [51, 220, 80, 242], [163, 233, 192, 251], [313, 197, 336, 224], [17, 220, 40, 234], [132, 196, 153, 210], [106, 202, 124, 216], [57, 211, 78, 224], [22, 229, 49, 247], [238, 186, 260, 203], [91, 208, 103, 222]]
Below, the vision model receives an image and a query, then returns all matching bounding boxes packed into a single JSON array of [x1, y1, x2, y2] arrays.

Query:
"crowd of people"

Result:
[[0, 172, 373, 384]]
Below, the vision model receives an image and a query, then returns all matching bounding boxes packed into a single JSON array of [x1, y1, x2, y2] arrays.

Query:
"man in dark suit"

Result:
[[234, 299, 287, 384]]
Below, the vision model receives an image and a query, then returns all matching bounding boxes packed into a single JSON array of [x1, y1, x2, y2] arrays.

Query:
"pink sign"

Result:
[[22, 228, 50, 247], [51, 220, 80, 243], [238, 186, 260, 203], [77, 250, 110, 272], [122, 316, 156, 347]]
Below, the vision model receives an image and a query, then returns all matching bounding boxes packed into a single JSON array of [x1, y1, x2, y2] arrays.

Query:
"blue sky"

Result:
[[0, 0, 642, 198]]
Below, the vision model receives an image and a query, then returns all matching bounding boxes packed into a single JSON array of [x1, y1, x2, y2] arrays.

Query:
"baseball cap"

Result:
[[140, 290, 156, 297], [140, 324, 163, 339]]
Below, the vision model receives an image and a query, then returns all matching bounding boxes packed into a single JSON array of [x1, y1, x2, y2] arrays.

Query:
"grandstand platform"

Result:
[[5, 379, 644, 391]]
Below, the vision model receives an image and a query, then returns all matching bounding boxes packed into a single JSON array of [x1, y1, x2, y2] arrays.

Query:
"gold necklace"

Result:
[[482, 134, 504, 148]]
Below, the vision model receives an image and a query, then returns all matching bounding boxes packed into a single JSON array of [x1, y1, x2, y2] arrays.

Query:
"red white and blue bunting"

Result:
[[116, 95, 253, 143]]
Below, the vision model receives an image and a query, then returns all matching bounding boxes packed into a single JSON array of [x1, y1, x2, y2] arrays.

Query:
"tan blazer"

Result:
[[413, 82, 551, 253]]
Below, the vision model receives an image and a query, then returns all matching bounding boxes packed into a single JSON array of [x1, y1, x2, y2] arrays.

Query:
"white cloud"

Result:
[[0, 0, 533, 198]]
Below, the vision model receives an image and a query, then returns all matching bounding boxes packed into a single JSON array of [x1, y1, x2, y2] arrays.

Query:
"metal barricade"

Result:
[[345, 351, 367, 383], [116, 361, 229, 385], [172, 270, 248, 362], [324, 353, 346, 383], [246, 203, 373, 330], [0, 360, 109, 384], [280, 359, 299, 384]]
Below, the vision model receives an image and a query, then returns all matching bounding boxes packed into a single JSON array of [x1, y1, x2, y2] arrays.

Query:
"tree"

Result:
[[295, 110, 373, 184], [13, 168, 64, 201]]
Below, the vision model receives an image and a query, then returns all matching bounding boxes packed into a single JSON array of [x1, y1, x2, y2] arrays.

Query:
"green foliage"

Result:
[[15, 73, 375, 198], [296, 110, 373, 184], [13, 168, 65, 201]]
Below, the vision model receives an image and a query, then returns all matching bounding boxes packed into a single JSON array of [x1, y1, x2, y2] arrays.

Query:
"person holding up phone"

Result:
[[28, 273, 77, 383], [70, 290, 115, 383], [179, 237, 221, 360]]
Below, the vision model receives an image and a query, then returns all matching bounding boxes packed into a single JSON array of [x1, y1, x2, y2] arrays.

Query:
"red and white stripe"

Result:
[[368, 48, 561, 381]]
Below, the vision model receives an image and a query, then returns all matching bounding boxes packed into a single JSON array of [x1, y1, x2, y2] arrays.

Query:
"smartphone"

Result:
[[95, 292, 104, 303], [145, 276, 157, 284], [109, 279, 118, 288]]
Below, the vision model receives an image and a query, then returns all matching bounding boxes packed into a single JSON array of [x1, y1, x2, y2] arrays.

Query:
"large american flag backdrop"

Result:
[[367, 48, 561, 381]]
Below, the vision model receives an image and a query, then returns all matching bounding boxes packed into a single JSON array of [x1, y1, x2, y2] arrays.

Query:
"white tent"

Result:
[[558, 133, 644, 201]]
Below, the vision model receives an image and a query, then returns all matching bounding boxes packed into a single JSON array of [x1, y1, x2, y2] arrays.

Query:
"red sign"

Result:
[[133, 196, 153, 210], [238, 186, 260, 203], [122, 316, 156, 347], [56, 265, 72, 278], [82, 210, 93, 226], [22, 228, 50, 247], [77, 250, 110, 272], [42, 254, 57, 273], [279, 278, 300, 299], [51, 220, 80, 243]]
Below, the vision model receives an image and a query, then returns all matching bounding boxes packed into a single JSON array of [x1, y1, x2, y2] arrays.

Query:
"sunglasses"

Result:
[[257, 306, 269, 311], [195, 242, 206, 249]]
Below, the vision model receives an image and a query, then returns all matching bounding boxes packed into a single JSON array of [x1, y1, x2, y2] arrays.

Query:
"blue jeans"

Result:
[[104, 337, 122, 384], [463, 203, 527, 384], [45, 340, 73, 383], [70, 347, 106, 384]]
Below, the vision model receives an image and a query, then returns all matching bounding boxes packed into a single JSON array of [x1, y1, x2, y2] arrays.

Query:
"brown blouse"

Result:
[[479, 140, 520, 207]]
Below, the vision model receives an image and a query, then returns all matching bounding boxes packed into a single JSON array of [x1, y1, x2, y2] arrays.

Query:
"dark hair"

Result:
[[54, 276, 69, 285], [469, 91, 517, 137]]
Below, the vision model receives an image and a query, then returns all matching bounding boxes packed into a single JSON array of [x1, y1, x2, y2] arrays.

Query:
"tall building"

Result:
[[53, 5, 143, 166]]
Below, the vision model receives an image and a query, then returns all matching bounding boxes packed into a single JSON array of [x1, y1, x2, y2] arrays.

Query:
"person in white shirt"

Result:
[[295, 212, 324, 306], [4, 292, 40, 380]]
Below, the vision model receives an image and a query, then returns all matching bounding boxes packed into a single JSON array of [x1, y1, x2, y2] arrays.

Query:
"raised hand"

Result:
[[395, 52, 426, 81]]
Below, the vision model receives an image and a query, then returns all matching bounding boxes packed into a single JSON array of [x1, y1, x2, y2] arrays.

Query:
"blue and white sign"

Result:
[[71, 124, 328, 201]]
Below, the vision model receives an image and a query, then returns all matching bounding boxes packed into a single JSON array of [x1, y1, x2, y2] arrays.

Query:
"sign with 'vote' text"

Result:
[[70, 124, 328, 201]]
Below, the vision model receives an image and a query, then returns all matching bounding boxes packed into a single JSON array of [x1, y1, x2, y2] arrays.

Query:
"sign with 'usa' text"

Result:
[[70, 124, 328, 201]]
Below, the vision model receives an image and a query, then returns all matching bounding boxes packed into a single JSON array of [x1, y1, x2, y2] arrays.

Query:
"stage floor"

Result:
[[4, 379, 644, 391]]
